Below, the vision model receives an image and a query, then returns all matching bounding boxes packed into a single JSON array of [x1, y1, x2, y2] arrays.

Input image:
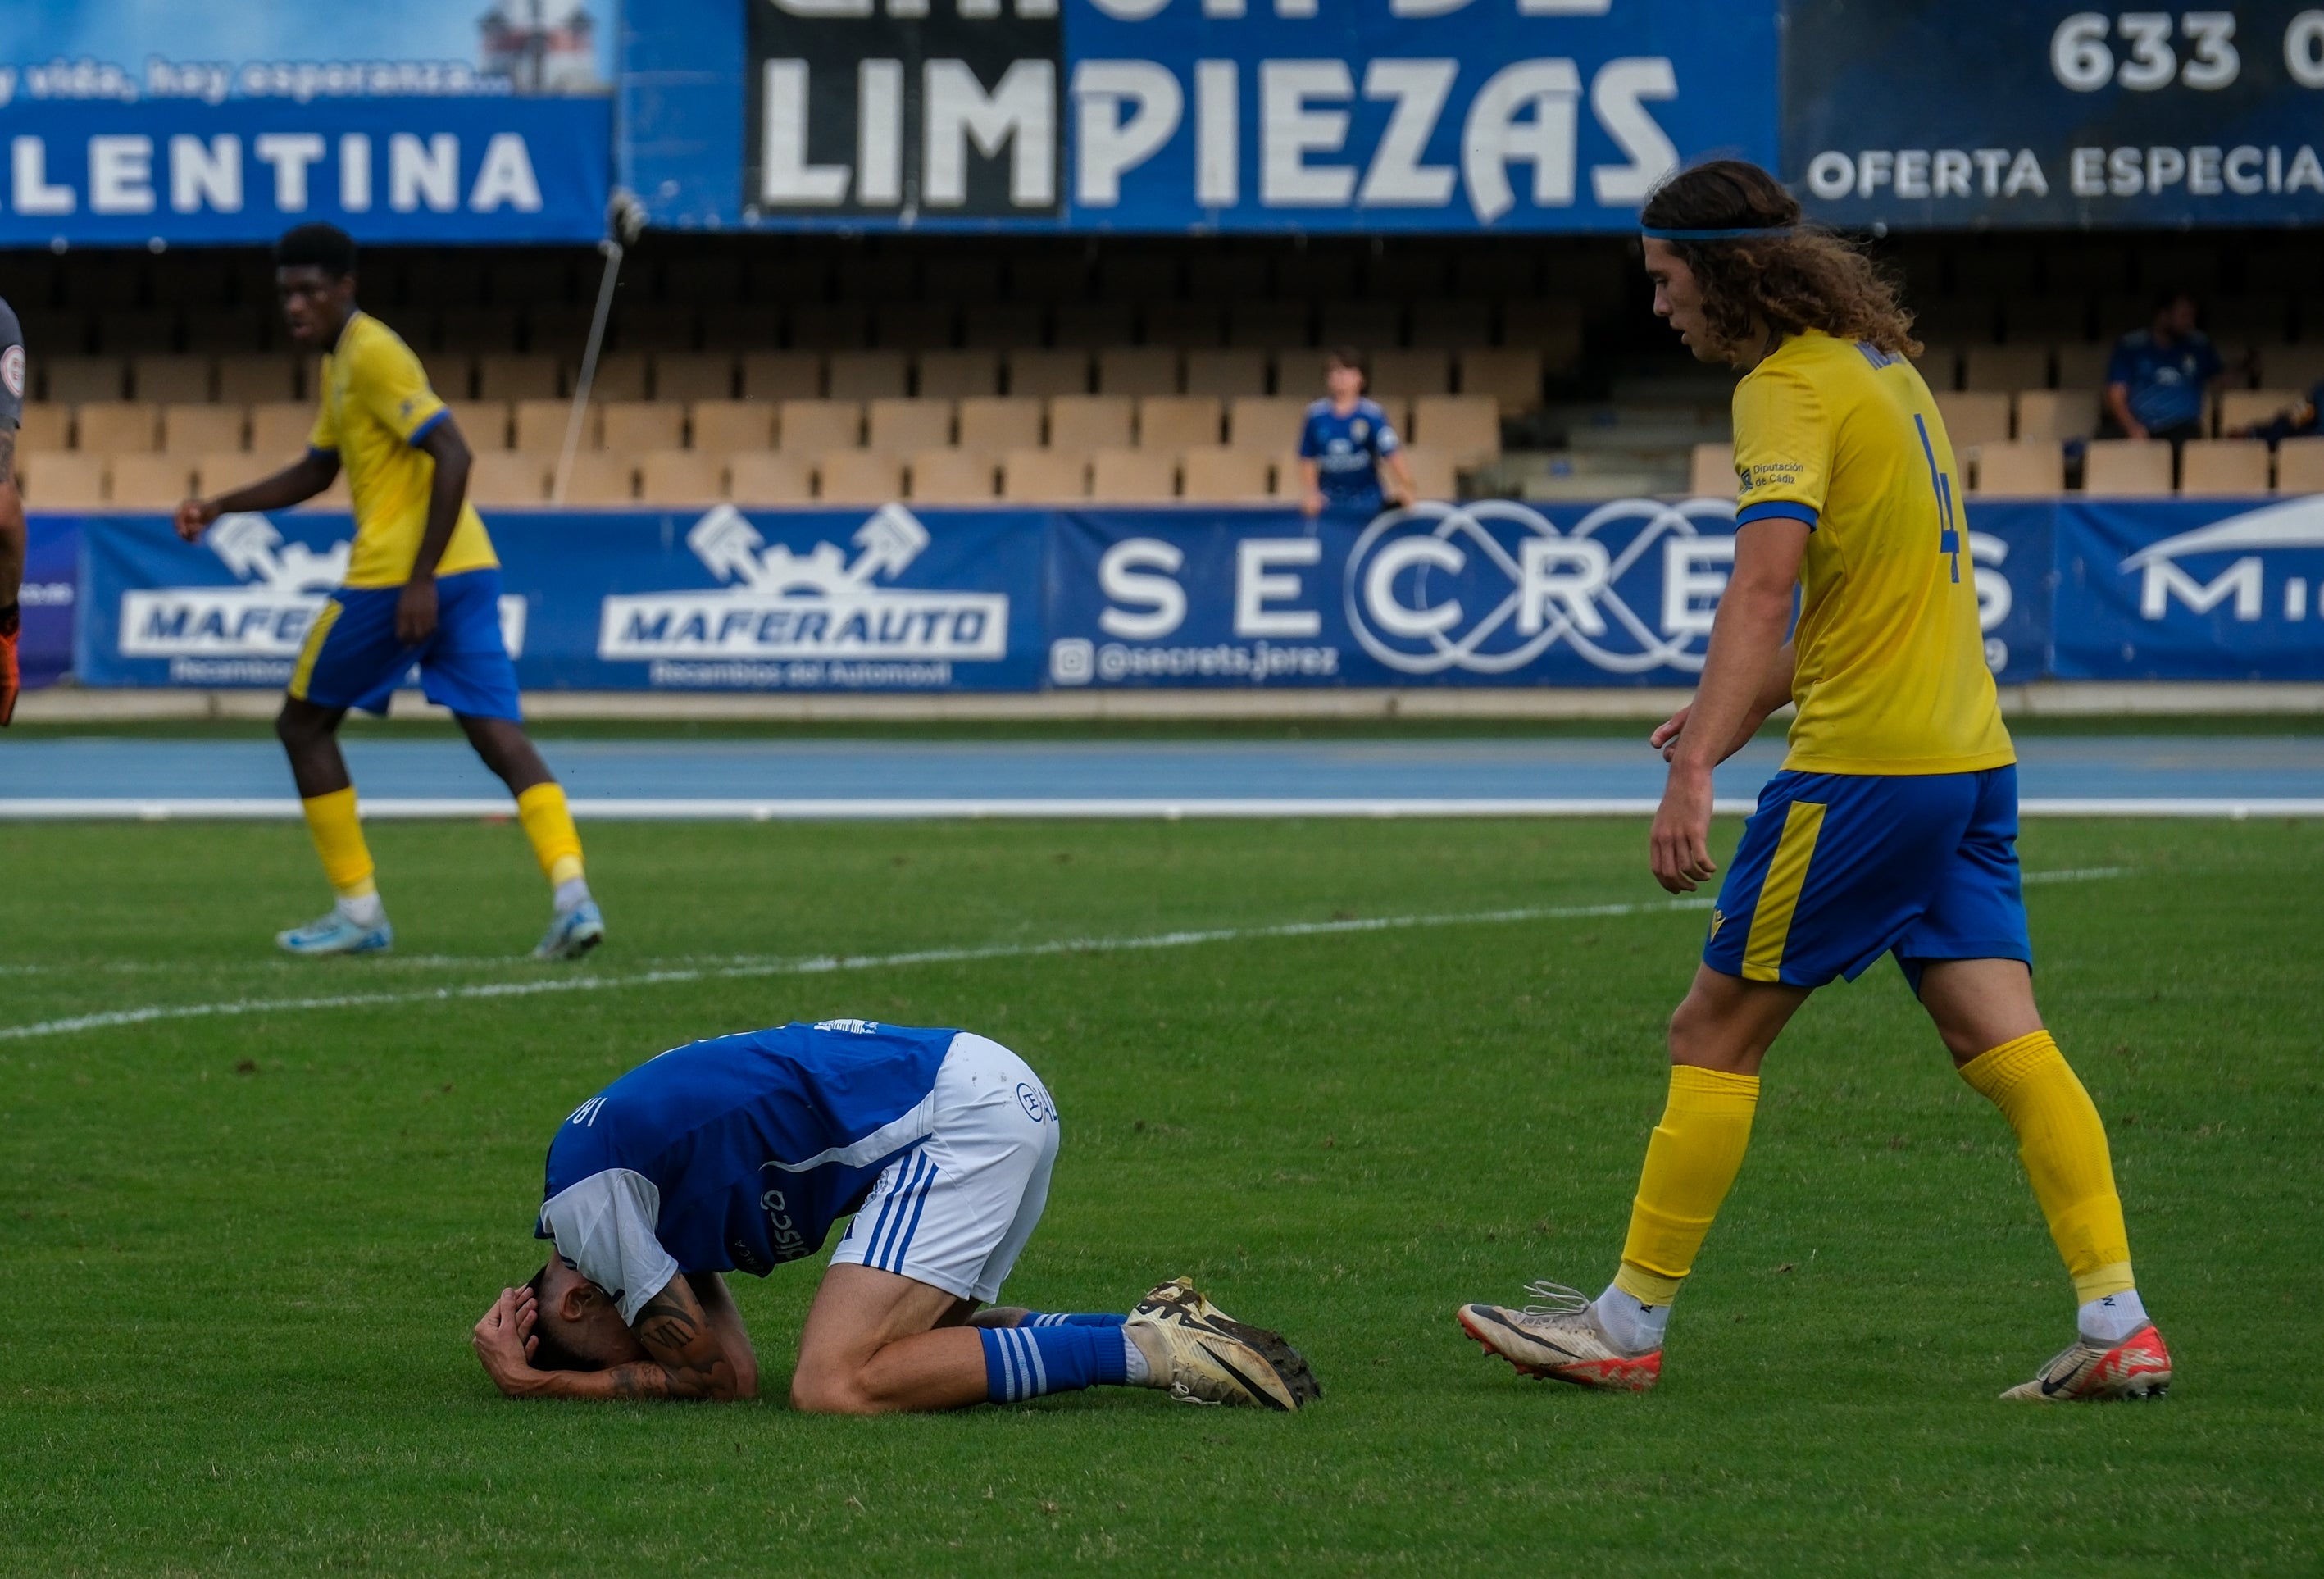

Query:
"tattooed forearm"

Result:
[[606, 1364, 673, 1400], [635, 1287, 702, 1354], [0, 427, 17, 486]]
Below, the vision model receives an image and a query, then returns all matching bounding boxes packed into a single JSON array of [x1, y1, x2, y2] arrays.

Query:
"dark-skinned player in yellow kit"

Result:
[[174, 224, 603, 961], [1457, 162, 2169, 1404]]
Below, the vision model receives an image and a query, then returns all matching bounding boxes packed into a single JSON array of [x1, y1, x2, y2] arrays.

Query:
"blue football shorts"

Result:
[[288, 567, 521, 721], [1701, 765, 2031, 993]]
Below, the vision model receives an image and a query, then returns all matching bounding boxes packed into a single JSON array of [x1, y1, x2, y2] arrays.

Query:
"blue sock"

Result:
[[1022, 1311, 1127, 1328], [980, 1323, 1129, 1402]]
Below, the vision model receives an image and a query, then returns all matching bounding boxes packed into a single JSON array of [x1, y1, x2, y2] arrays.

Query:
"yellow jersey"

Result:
[[1730, 329, 2014, 776], [309, 312, 497, 589]]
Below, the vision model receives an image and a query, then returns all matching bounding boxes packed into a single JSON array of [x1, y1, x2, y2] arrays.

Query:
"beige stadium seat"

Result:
[[1411, 394, 1500, 463], [2261, 344, 2324, 389], [1007, 349, 1090, 399], [249, 403, 318, 457], [1399, 445, 1458, 502], [24, 453, 108, 507], [600, 401, 686, 453], [1375, 395, 1413, 444], [2276, 436, 2324, 492], [867, 398, 953, 453], [1935, 390, 2013, 449], [727, 452, 814, 504], [639, 449, 725, 506], [1048, 395, 1134, 453], [653, 353, 737, 403], [216, 355, 302, 406], [558, 452, 638, 505], [2177, 439, 2270, 495], [1001, 448, 1087, 503], [478, 353, 562, 402], [779, 400, 864, 453], [1971, 440, 2065, 496], [43, 357, 126, 404], [1270, 451, 1304, 500], [588, 351, 651, 403], [2083, 439, 2173, 498], [448, 400, 512, 450], [1228, 396, 1312, 452], [691, 400, 777, 454], [2016, 389, 2099, 443], [76, 402, 160, 453], [1458, 348, 1544, 415], [1183, 349, 1271, 400], [514, 398, 589, 455], [161, 403, 244, 455], [826, 350, 910, 402], [17, 404, 70, 452], [908, 448, 997, 504], [1097, 348, 1180, 398], [740, 351, 825, 402], [1138, 396, 1222, 451], [2053, 343, 2112, 393], [133, 355, 213, 404], [1369, 350, 1453, 400], [1180, 446, 1273, 503], [468, 451, 548, 506], [424, 353, 479, 402], [1962, 345, 2052, 393], [197, 451, 276, 496], [1690, 442, 1737, 498], [109, 453, 193, 507], [2219, 389, 2307, 435], [915, 349, 1000, 401], [1089, 448, 1177, 503], [818, 449, 904, 505], [957, 397, 1044, 453]]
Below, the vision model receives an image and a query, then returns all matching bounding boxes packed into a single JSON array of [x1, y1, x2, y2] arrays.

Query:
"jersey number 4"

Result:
[[1912, 412, 1962, 583]]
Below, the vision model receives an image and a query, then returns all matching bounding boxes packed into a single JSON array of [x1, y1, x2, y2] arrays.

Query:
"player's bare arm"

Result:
[[1382, 447, 1418, 507], [473, 1270, 755, 1402], [395, 419, 475, 644], [1649, 518, 1806, 894], [173, 451, 341, 542], [0, 425, 23, 726], [1650, 639, 1794, 766]]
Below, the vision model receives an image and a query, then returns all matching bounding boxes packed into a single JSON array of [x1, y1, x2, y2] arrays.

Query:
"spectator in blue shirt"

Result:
[[2103, 290, 2225, 445], [1298, 348, 1417, 519]]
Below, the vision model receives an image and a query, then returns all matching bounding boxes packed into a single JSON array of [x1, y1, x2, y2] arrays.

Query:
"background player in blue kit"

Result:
[[472, 1019, 1321, 1413], [2102, 289, 2227, 446], [1298, 348, 1417, 520]]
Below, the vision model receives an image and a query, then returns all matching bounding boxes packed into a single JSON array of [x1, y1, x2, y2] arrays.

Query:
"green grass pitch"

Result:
[[1, 814, 2317, 1573]]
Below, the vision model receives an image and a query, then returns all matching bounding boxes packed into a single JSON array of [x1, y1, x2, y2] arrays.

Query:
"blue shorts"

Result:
[[1702, 766, 2031, 994], [289, 567, 521, 721]]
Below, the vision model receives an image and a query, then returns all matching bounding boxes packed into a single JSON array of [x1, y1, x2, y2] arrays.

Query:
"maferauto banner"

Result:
[[624, 0, 1779, 232], [0, 0, 612, 245], [1785, 0, 2324, 228], [2053, 495, 2324, 679]]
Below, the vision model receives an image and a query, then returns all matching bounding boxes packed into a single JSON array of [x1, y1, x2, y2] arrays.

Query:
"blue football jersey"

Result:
[[2106, 330, 2222, 433], [538, 1020, 957, 1318], [1298, 397, 1399, 507]]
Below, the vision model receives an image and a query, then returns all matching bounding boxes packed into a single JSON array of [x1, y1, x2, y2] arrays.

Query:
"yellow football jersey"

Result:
[[1730, 329, 2014, 776], [309, 312, 496, 589]]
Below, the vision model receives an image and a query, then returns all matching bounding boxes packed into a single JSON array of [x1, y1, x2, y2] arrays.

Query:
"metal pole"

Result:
[[552, 235, 623, 505]]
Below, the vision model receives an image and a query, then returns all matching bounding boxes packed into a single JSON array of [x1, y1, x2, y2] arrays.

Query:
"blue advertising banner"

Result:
[[2053, 496, 2324, 680], [1785, 1, 2324, 228], [623, 0, 1779, 233], [0, 0, 613, 245], [18, 513, 76, 690]]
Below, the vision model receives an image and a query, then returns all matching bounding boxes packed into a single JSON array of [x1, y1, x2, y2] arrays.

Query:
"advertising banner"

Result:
[[2053, 495, 2324, 679], [18, 513, 76, 690], [625, 0, 1780, 233], [1785, 0, 2324, 228], [0, 0, 613, 245]]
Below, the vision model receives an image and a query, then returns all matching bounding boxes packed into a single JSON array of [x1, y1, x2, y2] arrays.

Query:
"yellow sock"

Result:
[[1958, 1030, 2135, 1304], [516, 782, 585, 889], [300, 786, 376, 900], [1613, 1064, 1762, 1306]]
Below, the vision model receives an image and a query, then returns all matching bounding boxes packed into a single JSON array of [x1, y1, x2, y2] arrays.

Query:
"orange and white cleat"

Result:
[[2002, 1323, 2172, 1401], [1457, 1282, 1662, 1392]]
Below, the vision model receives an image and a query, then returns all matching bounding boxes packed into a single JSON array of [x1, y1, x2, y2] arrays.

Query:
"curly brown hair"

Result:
[[1640, 159, 1919, 360]]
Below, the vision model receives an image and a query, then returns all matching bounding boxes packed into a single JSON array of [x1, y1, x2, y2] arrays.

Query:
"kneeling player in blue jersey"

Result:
[[471, 1019, 1320, 1413]]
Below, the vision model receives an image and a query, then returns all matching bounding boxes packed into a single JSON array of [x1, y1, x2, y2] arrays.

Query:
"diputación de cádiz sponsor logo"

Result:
[[119, 513, 525, 685]]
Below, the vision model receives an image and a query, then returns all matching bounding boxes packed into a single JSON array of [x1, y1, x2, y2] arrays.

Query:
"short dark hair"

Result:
[[525, 1263, 606, 1373], [275, 223, 357, 280], [2153, 285, 2197, 313], [1325, 346, 1367, 380]]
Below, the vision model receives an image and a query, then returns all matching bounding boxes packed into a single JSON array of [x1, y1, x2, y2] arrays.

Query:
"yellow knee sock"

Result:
[[1958, 1030, 2134, 1304], [516, 782, 585, 889], [1613, 1064, 1762, 1306], [300, 786, 376, 900]]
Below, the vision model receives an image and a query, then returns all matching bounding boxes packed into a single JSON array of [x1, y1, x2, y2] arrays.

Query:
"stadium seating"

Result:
[[779, 401, 863, 453], [1138, 396, 1221, 451], [689, 401, 775, 454], [818, 450, 904, 505], [1228, 397, 1310, 452], [957, 398, 1044, 453], [639, 449, 724, 506], [109, 453, 192, 507], [24, 452, 108, 507], [2278, 437, 2324, 493], [602, 402, 685, 453], [726, 453, 813, 505], [161, 404, 243, 455], [1971, 440, 2065, 496], [1048, 397, 1134, 453], [1090, 448, 1177, 503], [1001, 448, 1086, 503], [562, 452, 639, 504], [1935, 391, 2012, 450], [2015, 389, 2099, 443], [1689, 442, 1736, 498], [470, 452, 548, 506], [2083, 439, 2174, 498], [1180, 447, 1273, 503], [2218, 389, 2305, 435], [2177, 439, 2269, 495], [908, 448, 997, 504]]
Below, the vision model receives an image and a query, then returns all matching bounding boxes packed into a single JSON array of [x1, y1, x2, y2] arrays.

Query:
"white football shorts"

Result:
[[829, 1031, 1059, 1304]]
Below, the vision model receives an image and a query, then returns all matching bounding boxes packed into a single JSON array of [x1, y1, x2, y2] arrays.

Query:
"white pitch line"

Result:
[[0, 867, 2134, 1042]]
